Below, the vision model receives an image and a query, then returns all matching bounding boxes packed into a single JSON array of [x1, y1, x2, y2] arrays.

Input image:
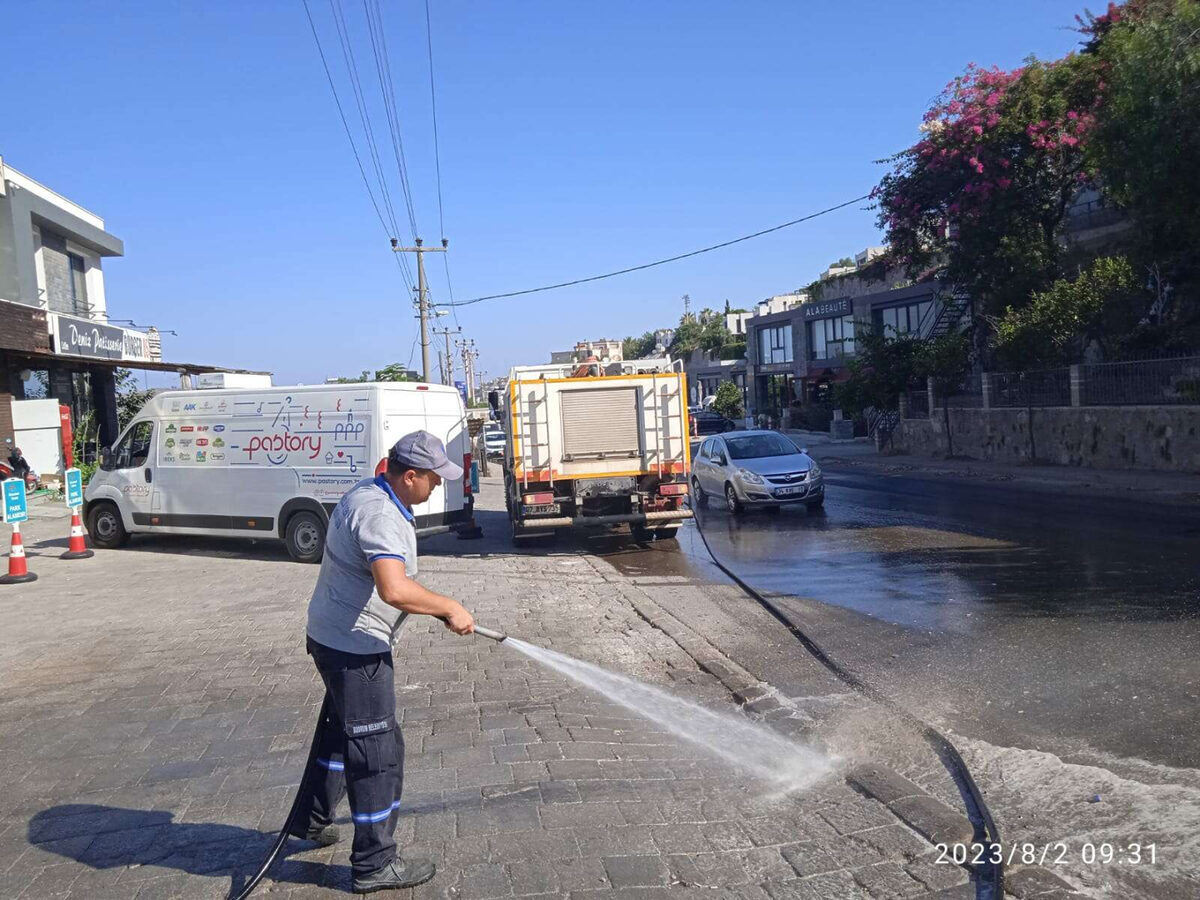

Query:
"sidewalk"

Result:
[[0, 485, 974, 899], [784, 428, 1200, 505]]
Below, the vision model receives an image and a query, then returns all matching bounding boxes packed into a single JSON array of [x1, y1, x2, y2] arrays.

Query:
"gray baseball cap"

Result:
[[388, 430, 463, 480]]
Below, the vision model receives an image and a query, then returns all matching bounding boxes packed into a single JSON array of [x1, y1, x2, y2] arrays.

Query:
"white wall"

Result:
[[11, 399, 63, 478]]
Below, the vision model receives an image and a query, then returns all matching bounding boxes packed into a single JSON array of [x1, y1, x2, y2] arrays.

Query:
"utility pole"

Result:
[[433, 326, 461, 386], [456, 337, 478, 404], [682, 293, 691, 321], [392, 237, 448, 382]]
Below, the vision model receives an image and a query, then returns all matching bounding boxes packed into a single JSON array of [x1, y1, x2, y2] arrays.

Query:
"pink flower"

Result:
[[997, 177, 1012, 189], [972, 125, 983, 136]]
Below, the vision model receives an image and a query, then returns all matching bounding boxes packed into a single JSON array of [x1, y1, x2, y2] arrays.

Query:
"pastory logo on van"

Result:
[[212, 438, 225, 448], [180, 426, 194, 432], [165, 438, 176, 448], [178, 452, 192, 461], [183, 403, 197, 411], [165, 424, 177, 434], [179, 439, 193, 447], [196, 451, 207, 462], [163, 454, 176, 463], [201, 400, 212, 410], [213, 425, 226, 432], [196, 426, 209, 432], [209, 452, 225, 461], [196, 439, 209, 447], [217, 400, 227, 411]]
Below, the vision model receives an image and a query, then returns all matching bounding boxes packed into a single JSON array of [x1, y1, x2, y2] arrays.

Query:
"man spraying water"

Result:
[[295, 431, 475, 894]]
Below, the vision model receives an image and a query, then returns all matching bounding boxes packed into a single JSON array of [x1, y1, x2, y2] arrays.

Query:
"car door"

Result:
[[694, 438, 712, 491], [107, 420, 157, 528], [708, 438, 729, 491]]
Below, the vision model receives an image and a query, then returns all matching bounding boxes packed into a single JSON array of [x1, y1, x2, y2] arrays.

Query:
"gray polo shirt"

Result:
[[307, 475, 418, 655]]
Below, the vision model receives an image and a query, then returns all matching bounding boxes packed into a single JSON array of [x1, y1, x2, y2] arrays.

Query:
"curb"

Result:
[[585, 555, 1096, 899]]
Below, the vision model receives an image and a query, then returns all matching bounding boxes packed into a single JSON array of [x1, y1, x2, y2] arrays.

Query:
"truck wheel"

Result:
[[653, 525, 681, 540], [87, 502, 129, 549], [691, 477, 708, 509], [285, 511, 326, 563]]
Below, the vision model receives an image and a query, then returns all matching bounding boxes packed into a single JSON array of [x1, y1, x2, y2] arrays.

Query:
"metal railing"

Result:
[[1081, 355, 1200, 406], [904, 390, 929, 419], [937, 373, 985, 408], [990, 368, 1072, 408]]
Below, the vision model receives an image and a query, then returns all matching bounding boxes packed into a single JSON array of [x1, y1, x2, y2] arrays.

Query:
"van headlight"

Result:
[[737, 468, 764, 485]]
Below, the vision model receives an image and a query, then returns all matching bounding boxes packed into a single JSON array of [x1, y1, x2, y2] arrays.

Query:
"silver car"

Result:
[[690, 430, 824, 514]]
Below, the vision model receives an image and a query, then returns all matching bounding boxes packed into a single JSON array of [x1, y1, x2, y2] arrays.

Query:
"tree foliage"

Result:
[[875, 55, 1101, 321], [1088, 0, 1200, 307], [992, 255, 1146, 368], [622, 331, 657, 360], [712, 381, 744, 420], [374, 363, 419, 382]]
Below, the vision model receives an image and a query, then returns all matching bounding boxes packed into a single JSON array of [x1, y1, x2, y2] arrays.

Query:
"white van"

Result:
[[83, 382, 477, 562]]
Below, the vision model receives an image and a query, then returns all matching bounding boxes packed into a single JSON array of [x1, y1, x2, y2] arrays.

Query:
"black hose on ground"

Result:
[[687, 507, 1004, 900], [229, 695, 331, 900]]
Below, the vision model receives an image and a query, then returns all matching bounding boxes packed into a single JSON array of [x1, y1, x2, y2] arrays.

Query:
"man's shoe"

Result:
[[352, 858, 436, 893], [287, 823, 341, 847]]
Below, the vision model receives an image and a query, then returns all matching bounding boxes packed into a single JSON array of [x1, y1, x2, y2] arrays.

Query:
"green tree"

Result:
[[875, 54, 1102, 331], [374, 363, 419, 382], [698, 311, 732, 352], [1087, 0, 1200, 330], [915, 333, 971, 457], [712, 381, 744, 420], [668, 317, 703, 357], [622, 331, 657, 360], [992, 256, 1145, 368], [834, 329, 925, 416]]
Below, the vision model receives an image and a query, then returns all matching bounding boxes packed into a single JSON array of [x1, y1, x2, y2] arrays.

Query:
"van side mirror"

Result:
[[487, 390, 500, 416], [100, 446, 113, 469]]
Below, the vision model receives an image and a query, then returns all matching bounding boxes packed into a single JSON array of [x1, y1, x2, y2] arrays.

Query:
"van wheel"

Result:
[[285, 512, 326, 563], [87, 502, 129, 549]]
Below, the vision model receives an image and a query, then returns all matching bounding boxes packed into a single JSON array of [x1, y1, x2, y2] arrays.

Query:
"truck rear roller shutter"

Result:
[[560, 387, 641, 460]]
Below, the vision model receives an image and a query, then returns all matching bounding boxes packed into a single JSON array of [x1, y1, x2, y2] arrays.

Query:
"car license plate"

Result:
[[774, 486, 805, 497], [524, 503, 561, 515]]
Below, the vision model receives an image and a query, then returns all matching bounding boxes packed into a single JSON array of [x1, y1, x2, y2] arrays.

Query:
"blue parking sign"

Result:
[[65, 467, 84, 508], [2, 478, 28, 524]]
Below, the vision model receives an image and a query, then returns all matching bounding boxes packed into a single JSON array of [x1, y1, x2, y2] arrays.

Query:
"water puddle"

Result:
[[505, 637, 833, 794]]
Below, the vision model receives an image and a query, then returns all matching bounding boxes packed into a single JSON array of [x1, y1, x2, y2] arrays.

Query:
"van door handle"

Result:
[[144, 468, 153, 483]]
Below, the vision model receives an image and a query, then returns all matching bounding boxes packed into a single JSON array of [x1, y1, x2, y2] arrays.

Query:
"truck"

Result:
[[489, 357, 693, 543], [83, 382, 478, 562]]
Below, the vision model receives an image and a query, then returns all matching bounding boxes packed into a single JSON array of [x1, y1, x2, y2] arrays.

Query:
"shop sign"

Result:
[[50, 313, 153, 362], [802, 297, 852, 320]]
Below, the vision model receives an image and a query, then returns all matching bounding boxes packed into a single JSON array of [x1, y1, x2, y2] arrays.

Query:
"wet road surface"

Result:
[[609, 466, 1200, 770]]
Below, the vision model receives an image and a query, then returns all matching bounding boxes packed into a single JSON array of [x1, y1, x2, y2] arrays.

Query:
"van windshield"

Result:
[[724, 434, 798, 460]]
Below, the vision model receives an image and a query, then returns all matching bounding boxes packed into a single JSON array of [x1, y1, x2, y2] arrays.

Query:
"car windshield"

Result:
[[724, 434, 798, 460]]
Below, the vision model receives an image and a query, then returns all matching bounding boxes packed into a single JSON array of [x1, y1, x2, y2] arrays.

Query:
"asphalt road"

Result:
[[619, 464, 1200, 770]]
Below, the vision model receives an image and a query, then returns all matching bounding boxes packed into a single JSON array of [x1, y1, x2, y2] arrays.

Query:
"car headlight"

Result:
[[808, 464, 822, 479], [737, 468, 764, 485]]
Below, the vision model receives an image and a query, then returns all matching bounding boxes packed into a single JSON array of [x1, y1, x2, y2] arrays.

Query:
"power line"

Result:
[[424, 0, 446, 239], [303, 0, 415, 294], [364, 0, 419, 239], [445, 194, 872, 307], [329, 0, 400, 237]]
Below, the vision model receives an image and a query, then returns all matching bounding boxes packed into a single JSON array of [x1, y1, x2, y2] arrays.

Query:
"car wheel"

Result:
[[725, 483, 744, 515], [285, 511, 326, 563], [86, 502, 129, 549], [806, 495, 825, 511], [691, 477, 708, 509]]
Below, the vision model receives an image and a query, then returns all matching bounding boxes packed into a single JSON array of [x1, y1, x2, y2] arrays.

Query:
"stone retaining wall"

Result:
[[892, 406, 1200, 472]]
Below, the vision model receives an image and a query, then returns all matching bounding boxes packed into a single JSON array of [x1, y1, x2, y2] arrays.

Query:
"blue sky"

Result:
[[3, 1, 1089, 387]]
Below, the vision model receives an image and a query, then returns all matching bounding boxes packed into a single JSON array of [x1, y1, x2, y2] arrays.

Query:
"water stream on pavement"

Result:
[[505, 638, 833, 794]]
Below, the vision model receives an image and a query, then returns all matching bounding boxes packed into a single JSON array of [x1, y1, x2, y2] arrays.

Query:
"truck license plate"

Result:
[[524, 503, 561, 515]]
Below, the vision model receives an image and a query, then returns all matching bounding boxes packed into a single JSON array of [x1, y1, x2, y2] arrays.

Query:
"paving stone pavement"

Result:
[[0, 490, 971, 898]]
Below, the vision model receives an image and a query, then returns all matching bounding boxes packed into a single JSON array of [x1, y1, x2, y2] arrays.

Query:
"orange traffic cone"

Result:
[[1, 524, 38, 584], [61, 509, 94, 560]]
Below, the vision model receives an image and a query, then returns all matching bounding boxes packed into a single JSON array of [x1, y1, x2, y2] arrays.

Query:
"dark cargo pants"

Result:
[[295, 637, 405, 877]]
